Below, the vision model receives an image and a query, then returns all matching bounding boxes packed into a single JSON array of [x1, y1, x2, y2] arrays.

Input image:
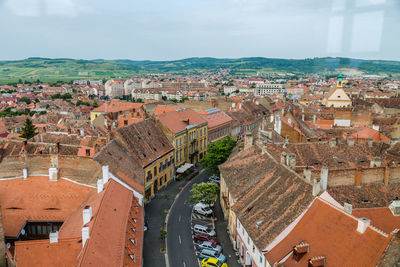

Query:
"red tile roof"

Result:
[[0, 176, 95, 237], [349, 127, 390, 142], [352, 207, 400, 234], [267, 198, 392, 266], [157, 108, 207, 134], [15, 238, 81, 267], [153, 105, 178, 116], [198, 108, 232, 129], [92, 101, 143, 113]]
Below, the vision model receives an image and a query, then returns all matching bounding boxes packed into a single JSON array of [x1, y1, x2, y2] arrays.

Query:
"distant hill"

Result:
[[0, 57, 399, 83]]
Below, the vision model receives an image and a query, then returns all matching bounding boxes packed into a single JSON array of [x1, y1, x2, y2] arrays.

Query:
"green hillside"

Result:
[[0, 57, 399, 83]]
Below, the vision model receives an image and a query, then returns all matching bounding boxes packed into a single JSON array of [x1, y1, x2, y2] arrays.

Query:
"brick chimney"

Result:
[[293, 242, 309, 262], [357, 217, 370, 234], [344, 202, 352, 214]]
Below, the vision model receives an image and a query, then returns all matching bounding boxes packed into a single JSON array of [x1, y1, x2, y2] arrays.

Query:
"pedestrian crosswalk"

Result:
[[191, 213, 209, 220]]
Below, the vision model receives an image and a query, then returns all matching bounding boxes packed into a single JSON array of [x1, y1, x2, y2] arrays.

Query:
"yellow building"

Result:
[[323, 75, 352, 108], [157, 108, 208, 168]]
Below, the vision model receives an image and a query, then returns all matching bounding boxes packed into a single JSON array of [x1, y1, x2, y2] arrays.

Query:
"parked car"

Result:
[[201, 258, 228, 267], [194, 233, 218, 244], [193, 224, 216, 237], [194, 203, 213, 216], [209, 175, 220, 184], [199, 249, 226, 263], [197, 241, 222, 253]]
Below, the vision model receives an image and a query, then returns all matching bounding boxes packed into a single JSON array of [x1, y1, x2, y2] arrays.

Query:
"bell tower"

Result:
[[337, 74, 343, 88]]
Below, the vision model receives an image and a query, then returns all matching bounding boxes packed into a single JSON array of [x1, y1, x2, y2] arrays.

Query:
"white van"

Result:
[[193, 224, 216, 236], [193, 203, 213, 216]]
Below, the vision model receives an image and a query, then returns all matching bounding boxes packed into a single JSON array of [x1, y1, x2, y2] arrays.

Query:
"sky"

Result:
[[0, 0, 399, 61]]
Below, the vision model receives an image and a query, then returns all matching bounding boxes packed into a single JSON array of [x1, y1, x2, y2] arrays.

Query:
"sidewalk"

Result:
[[214, 197, 241, 267], [143, 169, 200, 267]]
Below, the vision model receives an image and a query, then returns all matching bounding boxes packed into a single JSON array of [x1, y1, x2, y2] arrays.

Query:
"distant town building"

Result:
[[322, 75, 352, 108], [105, 79, 124, 98], [254, 83, 286, 96]]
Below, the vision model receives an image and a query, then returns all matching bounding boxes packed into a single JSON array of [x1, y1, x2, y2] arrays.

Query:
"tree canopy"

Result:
[[19, 118, 38, 140], [200, 136, 237, 175], [189, 182, 220, 205]]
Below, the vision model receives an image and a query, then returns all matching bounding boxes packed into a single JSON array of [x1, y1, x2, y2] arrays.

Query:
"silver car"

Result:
[[197, 241, 222, 253]]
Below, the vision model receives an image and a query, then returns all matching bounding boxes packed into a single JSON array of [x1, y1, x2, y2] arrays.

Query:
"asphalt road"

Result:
[[167, 171, 208, 267]]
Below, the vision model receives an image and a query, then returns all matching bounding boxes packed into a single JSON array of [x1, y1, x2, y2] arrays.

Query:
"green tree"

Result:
[[189, 182, 220, 205], [19, 97, 31, 104], [92, 102, 99, 108], [200, 136, 236, 175], [162, 96, 168, 101], [19, 118, 38, 140]]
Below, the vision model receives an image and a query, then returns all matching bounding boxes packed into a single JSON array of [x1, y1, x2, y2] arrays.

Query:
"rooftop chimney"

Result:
[[23, 167, 28, 180], [83, 206, 93, 225], [320, 166, 329, 191], [211, 99, 216, 108], [303, 168, 311, 182], [280, 152, 287, 165], [286, 153, 296, 169], [49, 166, 58, 181], [328, 138, 336, 148], [102, 165, 110, 183], [302, 113, 305, 122], [389, 200, 400, 216], [82, 226, 90, 248], [80, 128, 84, 137], [261, 143, 268, 155], [312, 179, 321, 197], [370, 157, 381, 168], [97, 179, 104, 194], [293, 242, 309, 262], [357, 217, 370, 234], [244, 131, 253, 150], [68, 128, 71, 135], [367, 138, 373, 148], [347, 138, 355, 147], [313, 114, 316, 125], [49, 231, 59, 244]]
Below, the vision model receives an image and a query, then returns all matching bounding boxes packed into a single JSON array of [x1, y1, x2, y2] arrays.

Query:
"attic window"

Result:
[[130, 238, 136, 245], [246, 206, 253, 212], [6, 207, 22, 210], [359, 160, 367, 163], [131, 227, 136, 232], [148, 132, 151, 136], [362, 199, 370, 204], [142, 153, 146, 158], [129, 254, 135, 261], [44, 208, 60, 210]]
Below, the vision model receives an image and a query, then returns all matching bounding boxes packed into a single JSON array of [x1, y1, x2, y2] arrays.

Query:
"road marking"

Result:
[[179, 215, 181, 222], [179, 235, 182, 244], [183, 261, 186, 267]]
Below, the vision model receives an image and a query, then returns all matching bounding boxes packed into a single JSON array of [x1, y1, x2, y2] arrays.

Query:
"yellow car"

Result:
[[201, 257, 228, 267]]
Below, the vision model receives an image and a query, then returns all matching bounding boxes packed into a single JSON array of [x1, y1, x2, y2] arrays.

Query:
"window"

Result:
[[260, 256, 263, 263], [165, 159, 168, 167], [146, 170, 152, 181], [154, 166, 157, 176], [176, 139, 178, 147], [159, 162, 163, 172]]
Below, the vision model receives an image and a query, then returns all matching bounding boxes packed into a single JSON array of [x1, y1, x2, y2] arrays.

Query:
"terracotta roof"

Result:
[[0, 176, 95, 237], [153, 105, 178, 116], [349, 127, 390, 143], [226, 148, 313, 249], [266, 142, 389, 171], [157, 108, 207, 134], [15, 238, 82, 267], [114, 119, 173, 167], [328, 183, 400, 209], [352, 207, 400, 233], [77, 180, 142, 267], [94, 139, 144, 193], [92, 101, 143, 113], [266, 198, 391, 266], [198, 108, 232, 129]]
